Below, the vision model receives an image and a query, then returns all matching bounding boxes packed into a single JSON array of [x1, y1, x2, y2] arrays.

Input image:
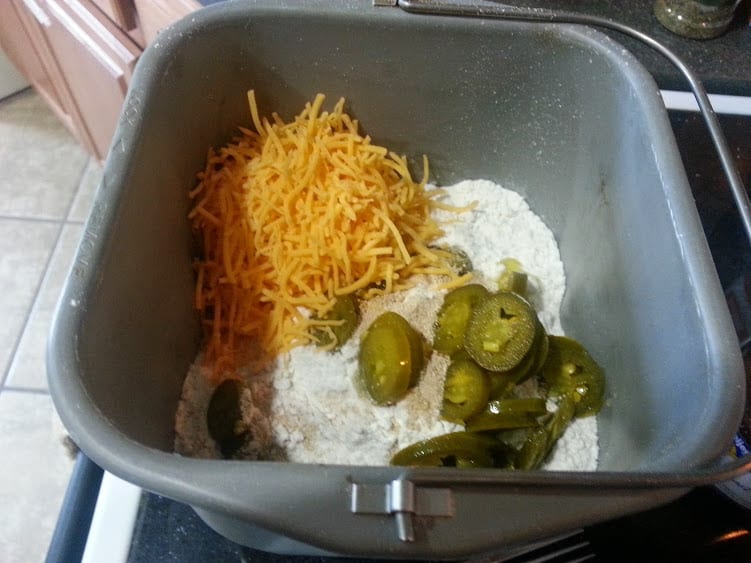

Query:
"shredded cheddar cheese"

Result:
[[189, 91, 469, 379]]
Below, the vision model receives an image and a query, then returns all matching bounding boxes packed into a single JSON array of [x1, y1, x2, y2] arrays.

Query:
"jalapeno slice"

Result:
[[466, 398, 548, 432], [514, 426, 549, 470], [390, 431, 500, 467], [311, 294, 360, 349], [488, 371, 517, 400], [515, 395, 576, 470], [530, 326, 550, 376], [541, 335, 604, 417], [496, 258, 528, 298], [359, 312, 423, 405], [547, 394, 577, 444], [431, 244, 474, 276], [207, 379, 248, 459], [378, 310, 427, 387], [441, 358, 490, 423], [433, 284, 490, 356], [464, 291, 537, 372], [492, 317, 548, 385], [498, 271, 528, 297]]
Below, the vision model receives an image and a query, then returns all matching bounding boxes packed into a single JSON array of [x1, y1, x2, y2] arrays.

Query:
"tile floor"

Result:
[[0, 89, 102, 563]]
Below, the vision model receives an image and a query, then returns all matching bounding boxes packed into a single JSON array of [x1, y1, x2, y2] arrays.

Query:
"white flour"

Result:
[[432, 179, 565, 335], [174, 179, 599, 469]]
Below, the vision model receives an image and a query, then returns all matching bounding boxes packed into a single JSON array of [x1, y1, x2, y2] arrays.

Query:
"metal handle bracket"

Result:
[[351, 479, 454, 542]]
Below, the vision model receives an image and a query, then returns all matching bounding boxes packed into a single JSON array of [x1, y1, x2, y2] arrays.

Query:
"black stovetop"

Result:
[[116, 109, 751, 563], [126, 485, 751, 562], [43, 112, 751, 563]]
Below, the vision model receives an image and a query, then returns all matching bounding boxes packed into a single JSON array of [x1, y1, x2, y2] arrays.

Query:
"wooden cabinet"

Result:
[[133, 0, 198, 44], [0, 1, 83, 145], [90, 0, 141, 40], [0, 0, 200, 161], [38, 0, 141, 160]]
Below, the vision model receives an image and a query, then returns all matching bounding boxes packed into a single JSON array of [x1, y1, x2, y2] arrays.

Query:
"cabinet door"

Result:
[[0, 1, 82, 141], [133, 0, 198, 44], [89, 0, 137, 30], [38, 0, 141, 160], [89, 0, 144, 47]]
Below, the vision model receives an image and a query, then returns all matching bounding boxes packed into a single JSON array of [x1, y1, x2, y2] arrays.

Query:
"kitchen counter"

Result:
[[497, 0, 751, 96], [197, 0, 751, 95]]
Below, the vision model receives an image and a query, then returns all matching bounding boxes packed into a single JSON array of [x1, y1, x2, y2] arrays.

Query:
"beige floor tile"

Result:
[[0, 391, 75, 563], [0, 91, 88, 220], [0, 219, 59, 379], [6, 225, 83, 390], [67, 159, 102, 223]]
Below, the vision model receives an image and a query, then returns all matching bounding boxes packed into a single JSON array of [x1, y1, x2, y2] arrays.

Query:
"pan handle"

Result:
[[394, 0, 751, 481]]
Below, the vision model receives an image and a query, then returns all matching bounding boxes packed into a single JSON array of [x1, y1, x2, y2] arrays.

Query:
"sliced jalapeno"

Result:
[[515, 394, 576, 470], [433, 284, 489, 356], [440, 358, 490, 423], [390, 431, 500, 467], [514, 426, 549, 470], [466, 398, 548, 432], [311, 294, 360, 349], [491, 317, 547, 385], [378, 310, 427, 387], [547, 394, 577, 444], [358, 312, 423, 405], [497, 258, 528, 298], [529, 326, 550, 377], [432, 244, 474, 276], [488, 371, 517, 400], [541, 335, 604, 417], [207, 379, 248, 459], [464, 291, 537, 372]]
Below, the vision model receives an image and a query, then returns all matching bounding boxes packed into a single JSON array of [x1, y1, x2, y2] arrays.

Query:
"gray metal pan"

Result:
[[48, 0, 747, 558]]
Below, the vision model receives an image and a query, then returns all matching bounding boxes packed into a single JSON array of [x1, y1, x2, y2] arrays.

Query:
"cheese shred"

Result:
[[189, 91, 465, 380]]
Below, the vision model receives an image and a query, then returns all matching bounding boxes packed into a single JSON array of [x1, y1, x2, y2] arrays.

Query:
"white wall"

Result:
[[0, 48, 29, 99]]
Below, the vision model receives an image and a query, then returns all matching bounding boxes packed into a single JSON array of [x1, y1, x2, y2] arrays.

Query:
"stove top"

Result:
[[124, 108, 751, 563], [127, 485, 751, 562], [47, 104, 751, 563]]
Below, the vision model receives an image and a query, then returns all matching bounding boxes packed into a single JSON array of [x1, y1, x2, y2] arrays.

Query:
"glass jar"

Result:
[[654, 0, 742, 39]]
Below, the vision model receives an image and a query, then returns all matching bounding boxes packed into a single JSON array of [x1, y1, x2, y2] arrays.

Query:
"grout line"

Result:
[[1, 386, 50, 396], [0, 214, 66, 224], [63, 157, 93, 224], [0, 158, 92, 392], [0, 219, 65, 391]]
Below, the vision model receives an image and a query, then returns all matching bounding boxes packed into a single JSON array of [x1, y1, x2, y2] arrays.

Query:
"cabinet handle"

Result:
[[20, 0, 52, 27]]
